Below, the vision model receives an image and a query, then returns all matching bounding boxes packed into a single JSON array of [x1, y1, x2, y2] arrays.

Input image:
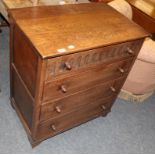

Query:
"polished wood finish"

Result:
[[37, 96, 115, 140], [41, 76, 126, 122], [13, 26, 38, 96], [9, 3, 148, 58], [43, 58, 134, 102], [45, 40, 141, 79], [127, 0, 155, 39], [9, 3, 148, 147]]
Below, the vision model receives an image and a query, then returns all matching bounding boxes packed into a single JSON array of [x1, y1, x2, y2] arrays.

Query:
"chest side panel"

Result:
[[13, 25, 38, 97]]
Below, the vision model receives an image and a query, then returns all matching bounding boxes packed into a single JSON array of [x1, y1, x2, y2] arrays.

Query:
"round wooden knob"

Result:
[[55, 106, 61, 113], [127, 48, 134, 55], [64, 62, 72, 70], [50, 125, 56, 131], [110, 86, 116, 92], [60, 85, 67, 93], [101, 105, 106, 110], [118, 68, 125, 73]]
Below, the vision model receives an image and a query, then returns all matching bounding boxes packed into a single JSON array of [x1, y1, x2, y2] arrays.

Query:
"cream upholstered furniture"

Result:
[[123, 38, 155, 93], [109, 0, 155, 102], [108, 0, 133, 20]]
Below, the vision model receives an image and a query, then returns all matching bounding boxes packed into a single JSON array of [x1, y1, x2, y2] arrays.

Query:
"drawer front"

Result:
[[40, 76, 126, 122], [37, 96, 115, 140], [46, 39, 143, 80], [43, 59, 133, 102]]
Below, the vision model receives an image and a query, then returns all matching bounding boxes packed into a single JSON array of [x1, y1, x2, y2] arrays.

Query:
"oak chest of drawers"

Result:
[[9, 3, 148, 147]]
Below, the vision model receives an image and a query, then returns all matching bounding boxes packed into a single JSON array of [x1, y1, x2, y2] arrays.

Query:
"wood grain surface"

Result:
[[9, 3, 149, 147], [9, 3, 148, 58]]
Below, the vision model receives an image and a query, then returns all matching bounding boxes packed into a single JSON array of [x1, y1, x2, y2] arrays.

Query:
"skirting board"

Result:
[[118, 89, 154, 103]]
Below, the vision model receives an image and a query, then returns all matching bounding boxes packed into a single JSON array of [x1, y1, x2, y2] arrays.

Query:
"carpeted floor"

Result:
[[0, 27, 155, 154]]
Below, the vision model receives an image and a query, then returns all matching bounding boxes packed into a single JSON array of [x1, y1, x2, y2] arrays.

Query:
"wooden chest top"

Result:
[[9, 3, 148, 58]]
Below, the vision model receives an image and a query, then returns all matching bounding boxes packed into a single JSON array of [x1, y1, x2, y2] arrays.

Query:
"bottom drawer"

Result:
[[36, 96, 115, 140]]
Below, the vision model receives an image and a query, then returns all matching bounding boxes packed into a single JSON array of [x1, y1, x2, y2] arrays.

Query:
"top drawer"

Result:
[[46, 39, 143, 81]]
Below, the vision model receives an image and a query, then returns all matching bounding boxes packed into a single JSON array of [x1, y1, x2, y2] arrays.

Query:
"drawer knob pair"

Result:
[[118, 68, 125, 73], [110, 86, 116, 92], [64, 62, 72, 70], [55, 106, 61, 113], [127, 48, 134, 55]]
